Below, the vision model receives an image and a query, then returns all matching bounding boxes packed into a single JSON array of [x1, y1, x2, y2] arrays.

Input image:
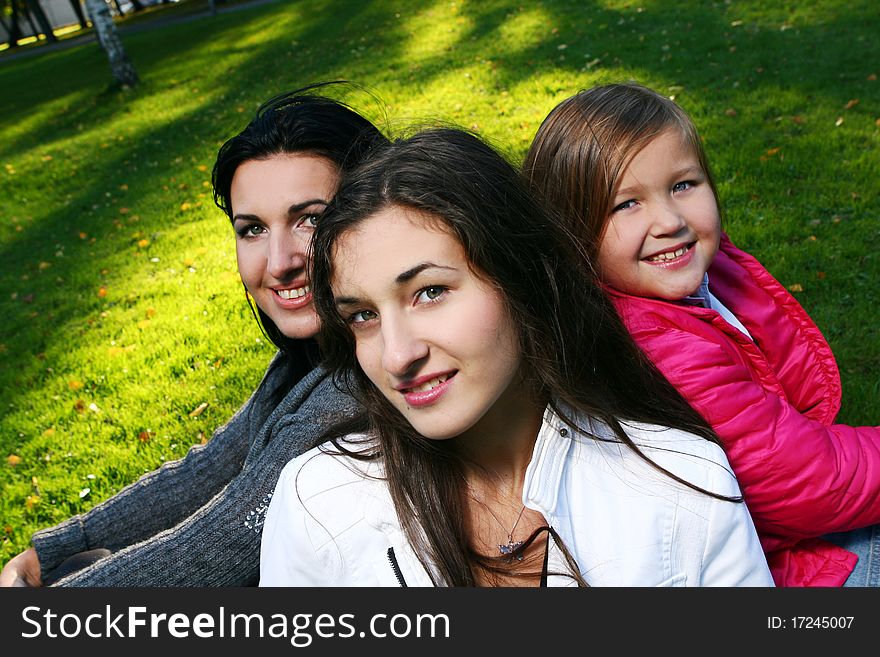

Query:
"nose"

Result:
[[650, 199, 687, 237], [266, 227, 308, 280], [380, 314, 429, 379]]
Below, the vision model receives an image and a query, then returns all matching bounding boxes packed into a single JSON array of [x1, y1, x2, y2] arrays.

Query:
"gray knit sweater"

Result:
[[31, 353, 358, 586]]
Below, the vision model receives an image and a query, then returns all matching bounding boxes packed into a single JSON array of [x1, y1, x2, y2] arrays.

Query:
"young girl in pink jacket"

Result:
[[524, 81, 880, 587]]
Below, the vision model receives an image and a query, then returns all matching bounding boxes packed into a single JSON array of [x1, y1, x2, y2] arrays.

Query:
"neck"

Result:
[[455, 392, 546, 498]]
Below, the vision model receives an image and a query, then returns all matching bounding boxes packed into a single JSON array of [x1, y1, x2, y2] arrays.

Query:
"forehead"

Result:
[[331, 206, 464, 289], [230, 154, 339, 208]]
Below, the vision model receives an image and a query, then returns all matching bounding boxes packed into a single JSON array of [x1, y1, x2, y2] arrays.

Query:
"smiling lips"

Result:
[[643, 242, 696, 269], [398, 372, 457, 407], [272, 284, 312, 309]]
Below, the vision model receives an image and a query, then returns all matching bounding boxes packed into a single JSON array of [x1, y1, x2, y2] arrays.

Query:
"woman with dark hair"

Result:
[[259, 127, 773, 586], [0, 82, 387, 587]]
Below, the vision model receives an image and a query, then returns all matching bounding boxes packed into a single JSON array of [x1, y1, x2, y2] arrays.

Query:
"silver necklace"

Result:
[[497, 504, 527, 560]]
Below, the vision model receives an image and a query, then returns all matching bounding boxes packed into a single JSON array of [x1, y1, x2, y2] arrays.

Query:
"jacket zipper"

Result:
[[387, 547, 408, 587]]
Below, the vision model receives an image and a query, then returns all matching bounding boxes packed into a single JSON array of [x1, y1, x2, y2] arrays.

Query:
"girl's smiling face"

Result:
[[597, 128, 721, 300], [231, 154, 338, 339], [331, 205, 526, 442]]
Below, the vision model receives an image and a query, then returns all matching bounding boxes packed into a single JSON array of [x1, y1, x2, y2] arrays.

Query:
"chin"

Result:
[[274, 315, 322, 340]]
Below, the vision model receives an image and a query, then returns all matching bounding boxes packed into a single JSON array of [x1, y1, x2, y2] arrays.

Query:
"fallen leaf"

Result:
[[765, 147, 781, 156], [197, 164, 208, 172], [189, 402, 209, 417], [180, 202, 192, 211], [119, 207, 129, 214], [145, 308, 156, 318], [137, 239, 149, 248], [869, 74, 877, 81], [138, 430, 152, 442], [25, 495, 40, 509], [68, 380, 83, 391], [97, 287, 107, 298], [788, 283, 804, 293], [198, 432, 207, 445], [724, 108, 738, 117], [78, 488, 90, 499], [38, 261, 51, 270], [817, 271, 826, 280], [7, 454, 21, 467], [835, 117, 844, 126], [844, 99, 859, 109], [79, 232, 88, 239], [74, 400, 86, 413], [791, 115, 804, 124]]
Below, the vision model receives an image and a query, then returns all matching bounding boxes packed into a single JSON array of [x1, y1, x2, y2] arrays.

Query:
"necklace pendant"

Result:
[[499, 540, 524, 560]]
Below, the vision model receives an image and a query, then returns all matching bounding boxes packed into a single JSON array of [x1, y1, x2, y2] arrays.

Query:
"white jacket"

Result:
[[259, 407, 774, 587]]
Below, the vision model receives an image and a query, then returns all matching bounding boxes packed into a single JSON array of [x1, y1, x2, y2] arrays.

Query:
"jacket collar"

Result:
[[522, 405, 575, 515]]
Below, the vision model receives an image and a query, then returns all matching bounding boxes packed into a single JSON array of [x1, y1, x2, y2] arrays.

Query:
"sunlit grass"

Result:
[[1, 0, 878, 562]]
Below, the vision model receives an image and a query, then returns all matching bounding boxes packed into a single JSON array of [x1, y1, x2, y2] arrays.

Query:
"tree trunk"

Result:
[[23, 0, 57, 42], [130, 0, 145, 11], [22, 0, 40, 37], [83, 0, 139, 88], [5, 1, 24, 48], [68, 0, 88, 29]]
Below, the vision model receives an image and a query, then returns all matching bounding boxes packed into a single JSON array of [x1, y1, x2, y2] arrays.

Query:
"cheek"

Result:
[[354, 339, 384, 384], [235, 242, 264, 287]]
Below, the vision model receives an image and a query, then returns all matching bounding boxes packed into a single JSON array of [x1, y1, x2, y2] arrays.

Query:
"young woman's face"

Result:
[[231, 154, 338, 339], [331, 206, 523, 441], [596, 128, 721, 300]]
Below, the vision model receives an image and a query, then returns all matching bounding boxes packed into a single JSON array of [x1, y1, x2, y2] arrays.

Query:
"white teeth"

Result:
[[277, 285, 310, 300], [411, 375, 449, 393], [647, 246, 688, 262]]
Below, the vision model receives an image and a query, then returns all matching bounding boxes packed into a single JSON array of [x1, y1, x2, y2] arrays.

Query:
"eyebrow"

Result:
[[615, 165, 704, 197], [334, 262, 457, 307], [232, 199, 329, 223]]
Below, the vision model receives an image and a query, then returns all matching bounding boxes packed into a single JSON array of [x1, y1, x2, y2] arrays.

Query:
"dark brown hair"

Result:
[[311, 127, 737, 587]]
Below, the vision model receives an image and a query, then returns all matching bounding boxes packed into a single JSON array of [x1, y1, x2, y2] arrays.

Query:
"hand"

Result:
[[0, 548, 43, 587]]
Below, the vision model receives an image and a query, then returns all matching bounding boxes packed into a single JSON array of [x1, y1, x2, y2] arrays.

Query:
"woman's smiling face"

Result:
[[231, 154, 339, 339], [331, 205, 525, 442]]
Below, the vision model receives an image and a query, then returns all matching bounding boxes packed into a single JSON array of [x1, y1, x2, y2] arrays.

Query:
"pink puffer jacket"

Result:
[[608, 233, 880, 586]]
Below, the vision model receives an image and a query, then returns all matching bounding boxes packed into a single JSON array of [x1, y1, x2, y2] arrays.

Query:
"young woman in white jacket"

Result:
[[259, 128, 773, 587]]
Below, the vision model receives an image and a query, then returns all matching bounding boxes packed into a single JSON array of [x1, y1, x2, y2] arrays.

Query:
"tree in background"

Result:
[[83, 0, 138, 88], [22, 0, 56, 42], [68, 0, 88, 29], [1, 0, 58, 47]]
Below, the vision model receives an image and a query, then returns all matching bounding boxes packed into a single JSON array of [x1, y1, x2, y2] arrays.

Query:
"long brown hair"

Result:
[[523, 81, 721, 262], [311, 127, 738, 587]]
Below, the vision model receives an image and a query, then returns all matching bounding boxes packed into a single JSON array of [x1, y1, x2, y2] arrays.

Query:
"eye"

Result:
[[416, 286, 447, 304], [672, 181, 694, 193], [611, 199, 638, 213], [299, 213, 320, 228], [349, 309, 378, 325], [235, 223, 266, 238]]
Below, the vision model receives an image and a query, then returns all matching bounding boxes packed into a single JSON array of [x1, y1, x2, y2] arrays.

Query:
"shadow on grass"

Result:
[[0, 0, 878, 451]]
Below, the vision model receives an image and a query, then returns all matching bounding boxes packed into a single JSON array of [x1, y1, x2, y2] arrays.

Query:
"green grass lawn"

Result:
[[1, 0, 878, 563]]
